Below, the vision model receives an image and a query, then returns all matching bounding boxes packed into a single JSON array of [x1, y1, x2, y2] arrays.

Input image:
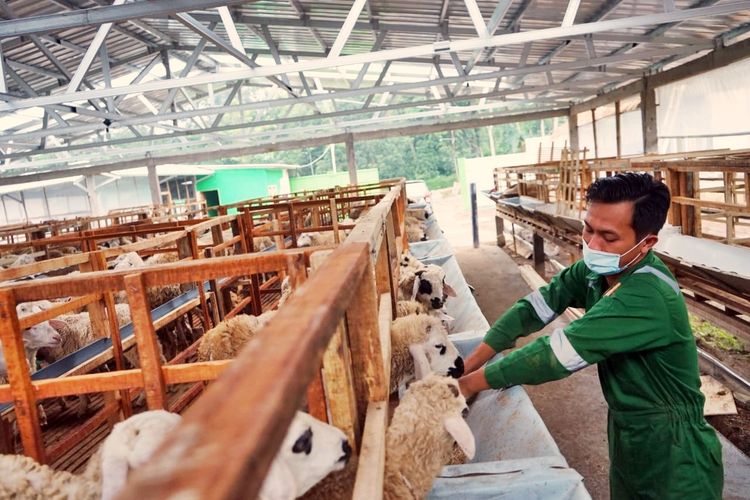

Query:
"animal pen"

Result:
[[0, 179, 407, 498]]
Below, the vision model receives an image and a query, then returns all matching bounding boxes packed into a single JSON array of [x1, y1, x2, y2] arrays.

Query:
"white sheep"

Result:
[[9, 253, 36, 268], [11, 303, 63, 375], [254, 236, 274, 251], [296, 230, 347, 247], [110, 251, 144, 270], [406, 207, 432, 222], [395, 299, 427, 317], [405, 223, 427, 243], [389, 314, 464, 395], [83, 410, 181, 500], [144, 252, 179, 266], [384, 375, 475, 499], [398, 264, 457, 310], [196, 312, 276, 362], [259, 411, 352, 499], [399, 249, 424, 273], [0, 454, 99, 499], [110, 252, 182, 309]]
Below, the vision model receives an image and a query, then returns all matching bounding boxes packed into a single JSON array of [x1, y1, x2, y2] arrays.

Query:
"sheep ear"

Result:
[[443, 416, 476, 460], [408, 344, 431, 380], [444, 283, 457, 297], [258, 458, 297, 500], [48, 319, 67, 331], [410, 276, 421, 301]]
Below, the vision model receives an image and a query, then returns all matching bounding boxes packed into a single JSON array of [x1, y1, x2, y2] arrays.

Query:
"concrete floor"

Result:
[[430, 188, 611, 499]]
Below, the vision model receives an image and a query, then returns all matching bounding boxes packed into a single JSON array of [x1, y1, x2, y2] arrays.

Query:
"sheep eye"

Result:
[[292, 427, 313, 455], [435, 344, 446, 355]]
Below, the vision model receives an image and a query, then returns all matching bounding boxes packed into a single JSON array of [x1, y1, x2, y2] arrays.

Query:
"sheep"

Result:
[[198, 277, 291, 362], [296, 230, 347, 248], [396, 299, 428, 317], [110, 251, 182, 309], [398, 264, 457, 311], [0, 454, 99, 499], [110, 251, 144, 270], [12, 303, 63, 374], [389, 314, 464, 395], [144, 252, 179, 265], [406, 223, 427, 243], [384, 375, 475, 499], [399, 249, 424, 273], [9, 253, 36, 268], [253, 236, 274, 251], [196, 312, 278, 362], [259, 411, 351, 499], [406, 206, 432, 221], [83, 410, 181, 500]]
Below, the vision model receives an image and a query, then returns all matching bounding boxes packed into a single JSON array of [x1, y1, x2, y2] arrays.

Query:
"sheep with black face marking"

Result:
[[406, 206, 432, 222], [259, 411, 352, 499], [398, 264, 457, 311], [389, 314, 464, 395], [384, 375, 475, 499], [399, 249, 423, 273]]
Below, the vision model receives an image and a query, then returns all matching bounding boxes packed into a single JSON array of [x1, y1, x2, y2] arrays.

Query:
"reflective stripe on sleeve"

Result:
[[525, 289, 556, 324], [550, 328, 589, 372]]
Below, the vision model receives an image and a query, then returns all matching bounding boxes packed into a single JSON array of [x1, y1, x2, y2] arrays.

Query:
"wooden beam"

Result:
[[0, 289, 45, 462]]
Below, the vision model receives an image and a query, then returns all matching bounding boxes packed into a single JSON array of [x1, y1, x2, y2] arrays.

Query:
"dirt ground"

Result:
[[430, 188, 612, 499]]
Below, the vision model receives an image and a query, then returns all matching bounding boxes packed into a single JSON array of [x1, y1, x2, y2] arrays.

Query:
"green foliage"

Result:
[[689, 314, 746, 353], [199, 117, 558, 187]]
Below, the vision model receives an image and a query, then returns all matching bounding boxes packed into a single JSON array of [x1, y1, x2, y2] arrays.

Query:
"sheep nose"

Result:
[[431, 297, 443, 309], [340, 440, 352, 463], [421, 235, 428, 241], [447, 357, 464, 378], [462, 407, 469, 418]]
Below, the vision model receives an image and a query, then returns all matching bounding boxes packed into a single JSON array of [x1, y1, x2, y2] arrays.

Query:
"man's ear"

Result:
[[642, 234, 658, 253]]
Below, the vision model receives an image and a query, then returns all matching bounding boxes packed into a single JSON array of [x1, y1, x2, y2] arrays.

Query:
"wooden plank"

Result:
[[378, 293, 392, 393], [17, 293, 99, 330], [124, 273, 167, 410], [352, 401, 387, 500], [8, 250, 303, 302], [0, 289, 45, 462], [346, 254, 387, 432], [121, 243, 369, 500], [0, 252, 90, 281], [671, 196, 750, 215], [311, 250, 360, 446], [700, 375, 737, 416], [0, 362, 232, 402]]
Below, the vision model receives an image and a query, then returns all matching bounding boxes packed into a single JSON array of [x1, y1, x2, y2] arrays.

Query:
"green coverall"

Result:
[[482, 250, 723, 499]]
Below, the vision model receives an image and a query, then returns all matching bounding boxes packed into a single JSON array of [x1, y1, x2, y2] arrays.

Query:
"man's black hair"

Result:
[[585, 172, 671, 239]]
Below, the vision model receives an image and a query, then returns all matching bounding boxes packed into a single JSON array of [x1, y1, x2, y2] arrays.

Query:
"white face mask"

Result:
[[582, 235, 649, 276]]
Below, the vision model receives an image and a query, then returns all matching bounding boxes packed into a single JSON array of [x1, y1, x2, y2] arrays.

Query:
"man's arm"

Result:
[[461, 278, 676, 398], [466, 262, 588, 373]]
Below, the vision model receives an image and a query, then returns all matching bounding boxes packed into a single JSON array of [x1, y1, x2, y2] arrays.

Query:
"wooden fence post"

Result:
[[0, 289, 45, 462], [124, 273, 167, 410]]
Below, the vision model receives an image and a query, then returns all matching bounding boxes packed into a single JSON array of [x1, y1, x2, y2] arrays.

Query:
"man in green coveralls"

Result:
[[459, 173, 723, 499]]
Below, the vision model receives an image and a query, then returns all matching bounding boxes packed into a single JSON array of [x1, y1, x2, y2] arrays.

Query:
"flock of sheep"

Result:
[[0, 200, 476, 499]]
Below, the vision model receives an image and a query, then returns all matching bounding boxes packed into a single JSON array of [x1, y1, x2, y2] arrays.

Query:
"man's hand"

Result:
[[459, 368, 490, 399], [463, 342, 498, 374]]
